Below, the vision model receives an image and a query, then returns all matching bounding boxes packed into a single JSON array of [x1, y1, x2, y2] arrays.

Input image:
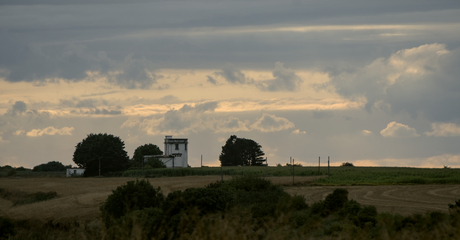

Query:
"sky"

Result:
[[1, 0, 460, 168]]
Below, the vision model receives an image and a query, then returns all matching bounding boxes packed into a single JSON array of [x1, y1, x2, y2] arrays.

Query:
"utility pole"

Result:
[[99, 157, 101, 177], [292, 158, 295, 185], [318, 156, 320, 174], [328, 156, 330, 176], [265, 157, 268, 177], [221, 161, 223, 181], [201, 155, 203, 176]]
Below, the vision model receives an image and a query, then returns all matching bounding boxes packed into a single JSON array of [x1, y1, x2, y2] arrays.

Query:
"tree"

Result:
[[132, 143, 163, 167], [33, 161, 69, 172], [219, 135, 266, 166], [73, 133, 129, 176], [146, 157, 166, 168]]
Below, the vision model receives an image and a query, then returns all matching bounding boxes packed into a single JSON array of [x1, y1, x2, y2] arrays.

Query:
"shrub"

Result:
[[32, 161, 67, 172], [163, 188, 234, 216], [0, 216, 15, 239], [341, 162, 354, 167], [100, 179, 164, 228], [288, 194, 309, 211], [356, 205, 377, 228], [147, 158, 166, 169], [338, 199, 361, 218], [7, 169, 16, 177], [324, 188, 349, 214]]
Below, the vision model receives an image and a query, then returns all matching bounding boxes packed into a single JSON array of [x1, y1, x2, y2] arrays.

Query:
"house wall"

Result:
[[66, 168, 85, 177], [164, 136, 188, 168]]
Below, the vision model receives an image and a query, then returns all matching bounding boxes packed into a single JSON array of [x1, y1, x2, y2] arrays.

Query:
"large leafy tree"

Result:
[[132, 143, 163, 165], [33, 161, 70, 172], [73, 133, 129, 176], [219, 135, 266, 166]]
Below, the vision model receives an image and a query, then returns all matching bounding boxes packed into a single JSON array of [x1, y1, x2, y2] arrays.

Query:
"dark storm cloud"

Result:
[[206, 75, 217, 85], [215, 62, 303, 92], [194, 101, 219, 113], [109, 55, 162, 89], [1, 0, 459, 89], [6, 101, 27, 116], [0, 38, 160, 88], [255, 62, 303, 92], [215, 64, 253, 84]]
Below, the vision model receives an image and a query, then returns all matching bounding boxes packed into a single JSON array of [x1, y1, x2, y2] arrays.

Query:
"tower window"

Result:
[[175, 144, 179, 150]]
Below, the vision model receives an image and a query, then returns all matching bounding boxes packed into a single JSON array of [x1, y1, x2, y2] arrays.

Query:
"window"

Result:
[[185, 143, 187, 150], [175, 144, 179, 150]]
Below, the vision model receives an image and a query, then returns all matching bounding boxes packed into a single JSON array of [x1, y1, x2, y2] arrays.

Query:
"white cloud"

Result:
[[251, 113, 295, 132], [292, 129, 306, 134], [26, 126, 74, 137], [361, 130, 373, 136], [14, 130, 25, 135], [380, 121, 419, 138], [425, 123, 460, 137], [328, 44, 460, 122]]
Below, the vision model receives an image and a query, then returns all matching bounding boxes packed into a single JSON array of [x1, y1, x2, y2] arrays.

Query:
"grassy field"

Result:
[[122, 166, 460, 185], [3, 165, 460, 186]]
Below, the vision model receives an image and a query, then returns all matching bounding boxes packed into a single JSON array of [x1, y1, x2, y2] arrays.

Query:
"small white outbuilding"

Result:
[[66, 168, 85, 177]]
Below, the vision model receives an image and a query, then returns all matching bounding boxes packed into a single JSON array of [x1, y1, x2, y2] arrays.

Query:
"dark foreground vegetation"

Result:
[[3, 175, 460, 240]]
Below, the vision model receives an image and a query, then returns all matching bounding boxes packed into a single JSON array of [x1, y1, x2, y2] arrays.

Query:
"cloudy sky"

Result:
[[1, 0, 460, 168]]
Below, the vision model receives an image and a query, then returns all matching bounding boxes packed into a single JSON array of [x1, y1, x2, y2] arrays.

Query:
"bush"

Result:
[[147, 158, 166, 169], [100, 179, 164, 228], [341, 162, 354, 167], [33, 161, 67, 172], [356, 205, 378, 228], [324, 188, 349, 214], [7, 169, 16, 177], [0, 216, 15, 239], [288, 194, 309, 211], [163, 188, 234, 216]]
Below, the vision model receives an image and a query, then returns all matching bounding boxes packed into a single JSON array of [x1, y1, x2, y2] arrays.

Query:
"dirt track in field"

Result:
[[1, 176, 460, 221]]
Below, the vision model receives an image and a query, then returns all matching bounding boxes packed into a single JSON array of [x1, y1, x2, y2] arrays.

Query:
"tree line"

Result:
[[69, 133, 266, 177]]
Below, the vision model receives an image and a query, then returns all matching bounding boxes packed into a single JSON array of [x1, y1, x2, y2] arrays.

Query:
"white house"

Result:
[[66, 168, 85, 177], [144, 136, 188, 168]]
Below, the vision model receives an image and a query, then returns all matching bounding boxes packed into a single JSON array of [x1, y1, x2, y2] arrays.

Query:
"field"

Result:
[[3, 167, 460, 239], [1, 175, 460, 222], [122, 166, 460, 185]]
